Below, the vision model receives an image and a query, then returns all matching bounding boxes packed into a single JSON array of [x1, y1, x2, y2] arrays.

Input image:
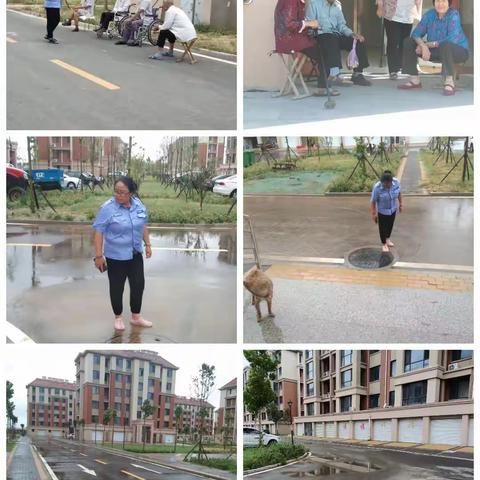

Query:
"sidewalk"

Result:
[[7, 437, 47, 480]]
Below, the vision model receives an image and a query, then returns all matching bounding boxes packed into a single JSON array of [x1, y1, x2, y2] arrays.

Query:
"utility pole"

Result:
[[127, 136, 133, 174]]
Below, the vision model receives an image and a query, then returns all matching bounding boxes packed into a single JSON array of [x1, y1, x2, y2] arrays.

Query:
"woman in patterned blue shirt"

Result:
[[398, 0, 469, 95]]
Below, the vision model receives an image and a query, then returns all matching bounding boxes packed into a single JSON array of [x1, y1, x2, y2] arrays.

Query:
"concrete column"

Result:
[[394, 385, 402, 407], [348, 420, 354, 440], [422, 416, 430, 443], [460, 414, 470, 446], [391, 418, 399, 442], [334, 421, 338, 438], [352, 394, 360, 411], [427, 378, 441, 404], [335, 398, 341, 413]]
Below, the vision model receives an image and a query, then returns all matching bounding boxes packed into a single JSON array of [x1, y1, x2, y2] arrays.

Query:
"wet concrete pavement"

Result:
[[32, 437, 211, 480], [247, 440, 473, 479], [7, 223, 236, 343], [400, 150, 423, 194], [7, 437, 42, 480], [244, 196, 473, 266]]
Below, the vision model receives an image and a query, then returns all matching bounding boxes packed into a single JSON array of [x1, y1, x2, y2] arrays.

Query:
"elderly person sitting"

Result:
[[306, 0, 371, 87], [94, 0, 134, 38], [149, 1, 196, 59], [398, 0, 469, 95], [62, 0, 93, 32], [115, 0, 151, 46], [273, 0, 340, 97]]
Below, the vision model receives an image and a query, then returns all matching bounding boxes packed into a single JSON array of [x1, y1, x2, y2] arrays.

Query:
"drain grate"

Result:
[[345, 246, 396, 270]]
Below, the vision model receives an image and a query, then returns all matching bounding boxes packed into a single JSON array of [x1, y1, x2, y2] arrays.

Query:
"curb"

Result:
[[7, 220, 236, 229], [244, 451, 311, 475], [31, 444, 59, 480]]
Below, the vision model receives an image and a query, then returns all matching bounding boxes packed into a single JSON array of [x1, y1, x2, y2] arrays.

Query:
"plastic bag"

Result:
[[347, 38, 359, 69]]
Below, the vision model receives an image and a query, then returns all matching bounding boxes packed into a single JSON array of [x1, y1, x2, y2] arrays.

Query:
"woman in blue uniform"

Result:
[[370, 170, 403, 252], [93, 176, 152, 330]]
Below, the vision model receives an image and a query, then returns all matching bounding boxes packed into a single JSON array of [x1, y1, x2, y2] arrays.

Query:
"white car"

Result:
[[61, 174, 81, 189], [243, 427, 280, 447], [213, 174, 237, 199]]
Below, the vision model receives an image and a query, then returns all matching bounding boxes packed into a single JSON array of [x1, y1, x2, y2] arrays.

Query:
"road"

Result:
[[32, 437, 205, 480], [7, 10, 236, 129], [247, 440, 473, 479], [7, 223, 236, 343]]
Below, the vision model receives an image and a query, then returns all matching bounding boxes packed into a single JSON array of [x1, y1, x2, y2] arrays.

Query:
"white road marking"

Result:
[[132, 463, 168, 474], [79, 452, 88, 456], [77, 464, 97, 476], [7, 243, 52, 247], [32, 445, 60, 480]]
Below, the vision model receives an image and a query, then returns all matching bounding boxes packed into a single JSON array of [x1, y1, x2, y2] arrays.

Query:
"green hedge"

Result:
[[188, 457, 237, 473], [244, 443, 307, 470]]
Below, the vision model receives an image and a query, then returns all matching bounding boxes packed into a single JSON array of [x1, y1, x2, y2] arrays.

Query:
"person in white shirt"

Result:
[[62, 0, 93, 31], [115, 0, 151, 45], [95, 0, 133, 37], [149, 1, 197, 59], [377, 0, 422, 79]]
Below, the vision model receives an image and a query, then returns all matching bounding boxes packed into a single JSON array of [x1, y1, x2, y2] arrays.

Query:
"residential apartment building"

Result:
[[198, 136, 236, 173], [216, 378, 237, 441], [6, 138, 18, 165], [26, 377, 77, 439], [75, 350, 178, 444], [295, 350, 473, 447], [174, 396, 214, 435], [244, 350, 299, 434]]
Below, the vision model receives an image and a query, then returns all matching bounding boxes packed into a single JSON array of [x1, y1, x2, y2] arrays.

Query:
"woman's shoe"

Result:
[[443, 84, 456, 96], [312, 88, 340, 97], [114, 316, 125, 331], [131, 316, 153, 328], [328, 75, 353, 87]]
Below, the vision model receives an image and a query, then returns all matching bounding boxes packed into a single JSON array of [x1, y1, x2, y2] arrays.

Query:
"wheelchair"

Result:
[[135, 8, 161, 46], [105, 4, 136, 39]]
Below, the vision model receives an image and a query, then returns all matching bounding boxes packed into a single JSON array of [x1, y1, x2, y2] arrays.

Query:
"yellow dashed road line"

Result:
[[51, 59, 120, 90], [95, 459, 108, 465], [7, 37, 17, 43], [121, 470, 145, 480]]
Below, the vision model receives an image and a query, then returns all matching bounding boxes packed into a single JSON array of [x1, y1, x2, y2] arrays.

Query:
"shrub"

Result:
[[244, 443, 306, 470]]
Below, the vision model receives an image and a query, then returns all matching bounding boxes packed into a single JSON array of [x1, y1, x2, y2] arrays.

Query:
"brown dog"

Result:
[[243, 266, 274, 322]]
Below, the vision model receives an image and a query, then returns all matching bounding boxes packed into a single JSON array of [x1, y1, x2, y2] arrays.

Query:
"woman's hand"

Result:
[[376, 5, 384, 18], [94, 256, 105, 269], [145, 245, 152, 258], [372, 214, 378, 224], [399, 204, 403, 213], [421, 45, 431, 61]]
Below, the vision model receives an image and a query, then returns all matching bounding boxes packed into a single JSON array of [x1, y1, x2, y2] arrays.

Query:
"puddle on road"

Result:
[[288, 466, 344, 477]]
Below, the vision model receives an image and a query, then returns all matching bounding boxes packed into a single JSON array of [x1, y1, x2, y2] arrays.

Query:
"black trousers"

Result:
[[302, 44, 329, 88], [106, 253, 145, 316], [402, 37, 469, 76], [45, 7, 60, 38], [157, 29, 176, 48], [99, 11, 115, 30], [317, 33, 370, 73], [384, 19, 412, 74], [378, 212, 396, 244]]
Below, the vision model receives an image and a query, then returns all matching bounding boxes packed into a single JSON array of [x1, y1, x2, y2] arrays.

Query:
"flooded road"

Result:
[[7, 223, 236, 343]]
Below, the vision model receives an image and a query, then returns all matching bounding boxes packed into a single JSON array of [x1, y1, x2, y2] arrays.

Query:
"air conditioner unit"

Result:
[[448, 363, 459, 371]]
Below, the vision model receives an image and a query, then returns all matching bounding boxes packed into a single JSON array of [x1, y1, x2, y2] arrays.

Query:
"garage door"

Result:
[[430, 418, 462, 446], [354, 421, 370, 440], [338, 422, 350, 439], [398, 418, 423, 443], [296, 423, 304, 436], [373, 420, 392, 442], [163, 434, 175, 444], [468, 418, 474, 447], [113, 432, 124, 443], [50, 430, 63, 438], [34, 430, 48, 437], [325, 422, 336, 438], [93, 431, 103, 442], [315, 422, 324, 438]]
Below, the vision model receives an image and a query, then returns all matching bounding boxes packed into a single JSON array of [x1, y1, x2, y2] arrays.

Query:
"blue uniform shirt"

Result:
[[44, 0, 62, 8], [93, 196, 148, 261], [371, 178, 401, 215]]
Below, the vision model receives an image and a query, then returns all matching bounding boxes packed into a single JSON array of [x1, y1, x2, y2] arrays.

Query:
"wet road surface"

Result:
[[246, 440, 473, 479], [244, 196, 473, 266], [7, 223, 236, 343], [32, 437, 206, 480]]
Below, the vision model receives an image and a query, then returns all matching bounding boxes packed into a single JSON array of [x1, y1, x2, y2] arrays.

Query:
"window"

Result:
[[369, 394, 380, 409], [92, 401, 99, 409], [306, 383, 314, 396], [370, 350, 379, 355], [115, 388, 122, 397], [115, 373, 122, 382], [166, 382, 172, 392], [92, 415, 98, 423], [126, 360, 132, 369], [306, 362, 314, 381], [125, 389, 131, 397], [105, 357, 110, 368], [93, 370, 100, 380], [369, 366, 380, 382], [306, 403, 314, 416], [139, 368, 144, 376], [451, 351, 473, 361], [92, 386, 99, 395], [149, 364, 156, 374], [404, 351, 429, 372], [165, 407, 170, 416], [390, 360, 397, 377], [148, 392, 154, 400], [448, 377, 470, 400], [117, 358, 123, 369], [167, 369, 173, 378], [341, 350, 352, 367], [114, 402, 121, 411], [305, 350, 313, 360], [360, 368, 366, 386], [125, 375, 131, 384], [94, 354, 101, 365], [148, 379, 155, 388], [137, 397, 143, 406], [402, 381, 427, 406], [340, 396, 352, 412], [388, 391, 395, 406], [138, 382, 144, 391], [341, 369, 352, 388]]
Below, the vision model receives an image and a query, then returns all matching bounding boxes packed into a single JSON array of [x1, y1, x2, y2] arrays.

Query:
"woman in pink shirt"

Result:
[[377, 0, 422, 79]]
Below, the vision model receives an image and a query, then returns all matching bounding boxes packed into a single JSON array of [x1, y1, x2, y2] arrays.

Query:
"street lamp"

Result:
[[288, 401, 294, 445]]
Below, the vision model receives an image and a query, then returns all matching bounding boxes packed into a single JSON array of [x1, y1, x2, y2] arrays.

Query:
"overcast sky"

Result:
[[6, 345, 237, 426]]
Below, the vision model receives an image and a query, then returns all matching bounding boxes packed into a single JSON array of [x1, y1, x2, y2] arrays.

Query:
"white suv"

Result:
[[243, 427, 280, 447]]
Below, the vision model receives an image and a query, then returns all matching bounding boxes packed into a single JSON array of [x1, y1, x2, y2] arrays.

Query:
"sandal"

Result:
[[443, 84, 456, 96], [397, 81, 422, 90], [312, 88, 340, 97], [328, 76, 353, 87]]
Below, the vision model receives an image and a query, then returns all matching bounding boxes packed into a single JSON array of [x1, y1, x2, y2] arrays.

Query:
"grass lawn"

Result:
[[188, 457, 236, 473], [244, 443, 307, 471], [7, 2, 236, 54], [7, 180, 236, 224], [109, 443, 236, 455], [7, 441, 17, 452], [244, 151, 404, 193], [419, 150, 474, 193]]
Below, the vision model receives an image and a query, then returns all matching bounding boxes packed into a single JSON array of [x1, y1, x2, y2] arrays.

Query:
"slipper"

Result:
[[312, 88, 340, 97], [149, 53, 163, 60], [328, 76, 353, 87], [397, 81, 422, 90], [443, 84, 456, 96]]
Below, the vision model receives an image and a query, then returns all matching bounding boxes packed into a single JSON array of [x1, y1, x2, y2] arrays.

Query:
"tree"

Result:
[[244, 351, 279, 446], [266, 403, 283, 435], [141, 400, 155, 453], [6, 381, 17, 440], [111, 410, 118, 446], [102, 409, 114, 445], [174, 406, 183, 453]]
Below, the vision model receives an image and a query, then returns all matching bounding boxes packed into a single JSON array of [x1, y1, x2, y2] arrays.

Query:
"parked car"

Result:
[[61, 173, 81, 189], [7, 165, 29, 201], [243, 427, 280, 447], [205, 174, 230, 191], [213, 174, 237, 198]]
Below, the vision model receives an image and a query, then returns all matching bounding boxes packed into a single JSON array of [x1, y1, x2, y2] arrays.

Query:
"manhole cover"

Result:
[[345, 246, 397, 270]]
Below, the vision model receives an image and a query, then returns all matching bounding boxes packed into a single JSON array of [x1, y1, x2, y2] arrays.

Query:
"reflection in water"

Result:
[[288, 467, 342, 477]]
